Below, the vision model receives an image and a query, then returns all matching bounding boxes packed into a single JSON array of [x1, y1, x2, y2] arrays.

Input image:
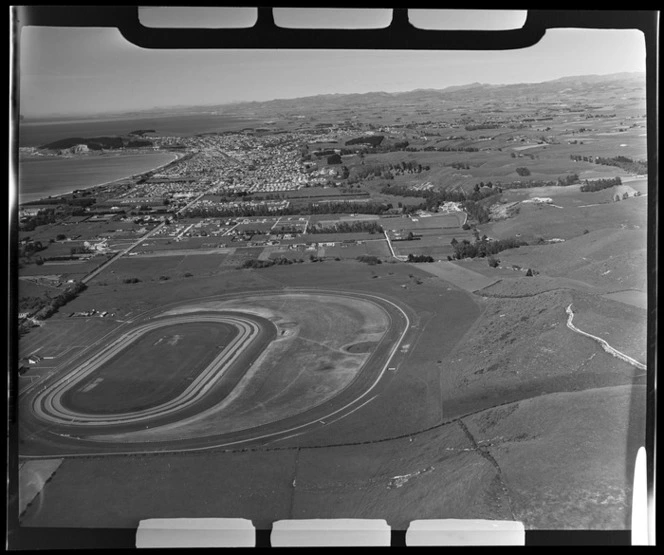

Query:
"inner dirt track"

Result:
[[19, 288, 414, 458]]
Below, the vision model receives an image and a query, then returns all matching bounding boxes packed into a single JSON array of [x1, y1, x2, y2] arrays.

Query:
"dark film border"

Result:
[[7, 6, 657, 549]]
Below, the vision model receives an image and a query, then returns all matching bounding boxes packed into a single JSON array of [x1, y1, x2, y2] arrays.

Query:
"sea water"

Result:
[[16, 152, 179, 204]]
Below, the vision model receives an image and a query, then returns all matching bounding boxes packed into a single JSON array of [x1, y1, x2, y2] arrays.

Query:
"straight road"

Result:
[[81, 192, 207, 284]]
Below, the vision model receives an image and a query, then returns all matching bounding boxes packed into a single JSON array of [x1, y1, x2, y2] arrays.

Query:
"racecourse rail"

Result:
[[31, 314, 261, 426], [22, 289, 413, 457]]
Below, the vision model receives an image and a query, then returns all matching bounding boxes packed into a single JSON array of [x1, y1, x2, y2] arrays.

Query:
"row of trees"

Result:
[[579, 176, 622, 192], [464, 123, 500, 131], [70, 245, 94, 255], [570, 154, 595, 163], [593, 155, 647, 175], [420, 145, 480, 152], [351, 161, 430, 181], [407, 254, 434, 263], [183, 200, 392, 219], [238, 257, 296, 269], [308, 221, 383, 234], [498, 173, 580, 190], [30, 281, 87, 322], [18, 294, 50, 313]]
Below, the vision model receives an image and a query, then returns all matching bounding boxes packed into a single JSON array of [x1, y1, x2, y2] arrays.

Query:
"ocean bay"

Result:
[[17, 151, 179, 204]]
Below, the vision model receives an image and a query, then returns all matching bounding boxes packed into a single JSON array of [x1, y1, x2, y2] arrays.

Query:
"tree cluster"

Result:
[[351, 161, 428, 182], [380, 184, 500, 222], [498, 174, 580, 190], [461, 200, 491, 224], [70, 245, 94, 255], [570, 154, 595, 163], [18, 240, 46, 260], [356, 255, 382, 265], [450, 236, 528, 260], [19, 210, 61, 231], [407, 254, 434, 263]]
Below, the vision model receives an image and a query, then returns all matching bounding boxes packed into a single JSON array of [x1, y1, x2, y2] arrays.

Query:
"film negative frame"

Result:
[[7, 6, 658, 548]]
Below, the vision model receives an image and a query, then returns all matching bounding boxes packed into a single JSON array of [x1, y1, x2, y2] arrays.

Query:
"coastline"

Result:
[[18, 151, 185, 205]]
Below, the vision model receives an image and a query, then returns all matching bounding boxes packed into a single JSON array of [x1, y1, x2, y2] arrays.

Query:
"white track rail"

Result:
[[32, 314, 260, 426]]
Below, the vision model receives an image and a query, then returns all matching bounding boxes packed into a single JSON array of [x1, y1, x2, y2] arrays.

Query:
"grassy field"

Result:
[[61, 321, 239, 414], [17, 221, 647, 534], [413, 261, 500, 292], [19, 256, 110, 279], [463, 384, 646, 530], [483, 194, 646, 242], [487, 227, 647, 292], [20, 383, 644, 531], [18, 278, 63, 302], [19, 317, 122, 363], [382, 213, 464, 232]]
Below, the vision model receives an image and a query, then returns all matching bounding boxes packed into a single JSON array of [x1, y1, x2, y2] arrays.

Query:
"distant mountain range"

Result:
[[222, 72, 646, 116], [24, 72, 645, 122]]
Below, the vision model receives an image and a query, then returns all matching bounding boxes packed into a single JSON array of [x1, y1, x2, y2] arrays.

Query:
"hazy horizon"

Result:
[[19, 69, 647, 123], [16, 20, 646, 120]]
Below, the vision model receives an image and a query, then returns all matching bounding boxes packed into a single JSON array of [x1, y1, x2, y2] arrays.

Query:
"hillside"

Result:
[[221, 72, 646, 117], [39, 136, 154, 150], [33, 72, 643, 123]]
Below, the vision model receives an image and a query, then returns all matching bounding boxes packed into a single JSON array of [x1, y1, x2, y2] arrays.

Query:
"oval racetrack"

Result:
[[20, 289, 414, 457], [32, 314, 262, 426]]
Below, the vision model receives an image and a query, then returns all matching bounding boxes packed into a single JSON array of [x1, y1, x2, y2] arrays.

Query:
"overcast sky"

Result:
[[16, 9, 646, 118]]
